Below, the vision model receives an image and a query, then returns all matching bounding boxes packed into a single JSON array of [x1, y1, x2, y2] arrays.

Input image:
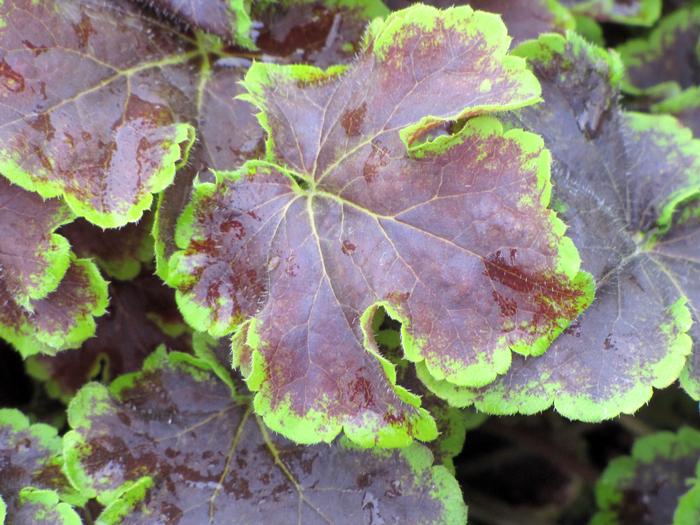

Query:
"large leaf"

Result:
[[419, 33, 700, 421], [63, 348, 467, 525], [0, 178, 74, 308], [560, 0, 661, 25], [616, 6, 700, 97], [0, 0, 196, 228], [0, 409, 83, 524], [161, 4, 592, 446], [592, 427, 700, 525], [26, 274, 189, 402], [0, 257, 109, 358], [131, 0, 254, 45]]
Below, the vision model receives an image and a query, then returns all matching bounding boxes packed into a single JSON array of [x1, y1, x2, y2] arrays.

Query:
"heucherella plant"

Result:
[[0, 0, 699, 523]]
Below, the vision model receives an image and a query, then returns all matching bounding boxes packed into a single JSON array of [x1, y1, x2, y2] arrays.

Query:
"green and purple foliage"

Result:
[[0, 0, 699, 523]]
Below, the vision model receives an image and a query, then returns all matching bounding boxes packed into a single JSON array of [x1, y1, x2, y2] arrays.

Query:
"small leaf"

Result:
[[26, 274, 189, 402], [592, 427, 700, 525], [616, 6, 700, 96], [0, 257, 109, 358], [63, 348, 467, 525], [63, 214, 154, 281], [161, 5, 592, 445], [0, 0, 195, 228], [652, 87, 700, 138], [561, 0, 661, 26], [0, 178, 74, 308], [131, 0, 254, 46], [13, 489, 82, 525], [421, 33, 700, 421], [0, 409, 83, 524]]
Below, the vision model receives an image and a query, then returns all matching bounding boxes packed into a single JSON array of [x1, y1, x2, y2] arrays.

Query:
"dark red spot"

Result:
[[362, 141, 390, 183], [603, 333, 615, 350], [220, 218, 246, 240], [357, 473, 372, 489], [484, 249, 584, 334], [492, 290, 517, 317], [340, 102, 367, 137], [72, 13, 97, 48], [187, 238, 218, 257], [349, 375, 373, 409], [363, 161, 378, 184], [383, 411, 406, 425], [563, 319, 582, 338], [29, 114, 55, 142], [22, 40, 47, 56], [117, 412, 131, 426], [246, 210, 261, 221], [341, 240, 356, 255], [0, 59, 25, 93]]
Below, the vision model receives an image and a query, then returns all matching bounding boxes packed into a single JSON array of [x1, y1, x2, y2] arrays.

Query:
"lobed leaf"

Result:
[[0, 409, 83, 524], [616, 6, 700, 97], [26, 273, 189, 402], [421, 33, 700, 421], [384, 0, 575, 46], [592, 427, 700, 525], [9, 489, 82, 525], [0, 257, 108, 358], [653, 87, 700, 138], [0, 0, 196, 228], [560, 0, 661, 25], [0, 178, 74, 308], [161, 4, 593, 446], [63, 348, 467, 525]]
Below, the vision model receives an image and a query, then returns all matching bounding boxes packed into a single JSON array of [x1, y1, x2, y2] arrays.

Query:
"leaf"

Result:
[[652, 87, 700, 138], [153, 0, 382, 281], [591, 427, 700, 525], [26, 273, 189, 402], [161, 4, 592, 445], [253, 0, 391, 67], [0, 408, 83, 524], [0, 177, 74, 308], [0, 257, 109, 357], [666, 200, 700, 401], [62, 348, 468, 525], [371, 313, 487, 474], [131, 0, 254, 46], [419, 33, 700, 421], [560, 0, 661, 25], [10, 489, 82, 525], [0, 0, 196, 228], [353, 0, 576, 47], [616, 6, 700, 97], [62, 214, 154, 281]]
